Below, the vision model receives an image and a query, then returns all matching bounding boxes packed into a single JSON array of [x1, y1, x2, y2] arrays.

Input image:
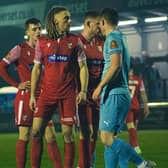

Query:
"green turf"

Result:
[[0, 130, 167, 168]]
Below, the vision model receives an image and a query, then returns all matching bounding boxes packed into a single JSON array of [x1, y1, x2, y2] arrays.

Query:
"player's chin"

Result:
[[66, 25, 70, 32]]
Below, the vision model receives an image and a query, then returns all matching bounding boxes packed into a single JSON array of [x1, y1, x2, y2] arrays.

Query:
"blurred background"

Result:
[[0, 0, 168, 132]]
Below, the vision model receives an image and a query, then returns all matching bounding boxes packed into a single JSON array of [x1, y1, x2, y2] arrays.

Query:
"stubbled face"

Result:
[[99, 17, 105, 36], [54, 10, 72, 34], [26, 23, 41, 42], [88, 17, 100, 38]]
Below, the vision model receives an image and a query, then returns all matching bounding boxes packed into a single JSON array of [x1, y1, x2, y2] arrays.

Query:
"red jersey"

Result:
[[34, 34, 86, 99], [129, 75, 145, 110], [1, 42, 42, 97], [2, 42, 35, 83], [78, 34, 104, 93]]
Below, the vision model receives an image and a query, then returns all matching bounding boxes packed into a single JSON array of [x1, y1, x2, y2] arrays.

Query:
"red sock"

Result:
[[31, 139, 43, 168], [64, 142, 75, 168], [46, 141, 63, 168], [128, 128, 138, 147], [78, 139, 90, 168], [16, 139, 28, 168]]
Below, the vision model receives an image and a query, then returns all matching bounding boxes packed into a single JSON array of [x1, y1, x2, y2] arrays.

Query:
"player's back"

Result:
[[129, 75, 142, 110]]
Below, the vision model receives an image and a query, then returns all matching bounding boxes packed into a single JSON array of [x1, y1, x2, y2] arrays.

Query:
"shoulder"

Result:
[[66, 33, 83, 47], [38, 36, 48, 43], [67, 33, 79, 42], [18, 41, 29, 49]]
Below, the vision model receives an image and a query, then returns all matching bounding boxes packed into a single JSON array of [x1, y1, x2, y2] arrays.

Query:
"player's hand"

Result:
[[29, 96, 36, 112], [89, 124, 94, 139], [76, 91, 87, 104], [144, 104, 150, 118], [18, 81, 31, 90], [92, 85, 102, 101]]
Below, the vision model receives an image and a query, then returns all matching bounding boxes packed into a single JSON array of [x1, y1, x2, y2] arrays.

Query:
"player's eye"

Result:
[[32, 27, 41, 31], [64, 16, 71, 21]]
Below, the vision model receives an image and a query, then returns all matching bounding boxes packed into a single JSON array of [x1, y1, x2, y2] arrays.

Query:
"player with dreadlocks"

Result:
[[29, 6, 88, 168]]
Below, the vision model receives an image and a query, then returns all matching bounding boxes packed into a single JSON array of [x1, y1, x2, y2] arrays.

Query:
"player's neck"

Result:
[[105, 26, 117, 36], [27, 39, 36, 48], [81, 30, 92, 42]]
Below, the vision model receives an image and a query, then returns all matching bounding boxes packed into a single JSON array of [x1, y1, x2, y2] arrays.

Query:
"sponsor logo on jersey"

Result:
[[48, 54, 69, 62], [29, 64, 34, 70], [87, 58, 104, 66]]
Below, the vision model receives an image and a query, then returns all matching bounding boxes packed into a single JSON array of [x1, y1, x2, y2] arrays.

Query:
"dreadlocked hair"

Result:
[[46, 6, 68, 40]]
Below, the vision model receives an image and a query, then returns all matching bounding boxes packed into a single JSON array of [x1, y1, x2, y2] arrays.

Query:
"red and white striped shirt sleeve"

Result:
[[3, 45, 21, 64], [34, 40, 42, 64], [77, 38, 86, 62]]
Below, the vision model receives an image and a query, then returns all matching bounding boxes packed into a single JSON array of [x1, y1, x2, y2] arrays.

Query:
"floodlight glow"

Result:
[[70, 25, 84, 31], [145, 16, 167, 23], [42, 29, 47, 34], [148, 102, 168, 107], [24, 35, 28, 39], [118, 20, 138, 26]]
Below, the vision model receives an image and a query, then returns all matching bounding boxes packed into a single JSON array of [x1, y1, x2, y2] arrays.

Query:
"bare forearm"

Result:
[[98, 65, 120, 88], [80, 64, 88, 93], [31, 66, 40, 97], [141, 91, 148, 105]]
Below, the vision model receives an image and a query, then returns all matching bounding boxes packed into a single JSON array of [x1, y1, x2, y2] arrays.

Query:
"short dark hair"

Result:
[[25, 18, 41, 30], [84, 10, 99, 21], [100, 8, 119, 26]]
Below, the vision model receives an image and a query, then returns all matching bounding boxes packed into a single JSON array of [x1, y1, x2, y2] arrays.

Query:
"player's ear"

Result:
[[102, 20, 104, 26], [87, 21, 90, 27], [54, 18, 58, 25]]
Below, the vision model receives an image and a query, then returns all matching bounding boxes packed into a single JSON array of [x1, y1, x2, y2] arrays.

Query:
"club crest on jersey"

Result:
[[111, 40, 118, 48], [97, 46, 102, 52], [23, 115, 28, 121], [67, 43, 72, 49], [27, 51, 31, 56], [47, 43, 51, 47]]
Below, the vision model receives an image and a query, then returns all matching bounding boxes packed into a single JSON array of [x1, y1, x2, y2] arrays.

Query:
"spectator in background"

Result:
[[126, 63, 150, 154], [0, 18, 62, 168], [143, 63, 160, 101], [141, 51, 161, 101]]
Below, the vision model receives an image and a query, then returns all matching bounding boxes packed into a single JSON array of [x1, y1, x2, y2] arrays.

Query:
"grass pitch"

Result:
[[0, 130, 167, 168]]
